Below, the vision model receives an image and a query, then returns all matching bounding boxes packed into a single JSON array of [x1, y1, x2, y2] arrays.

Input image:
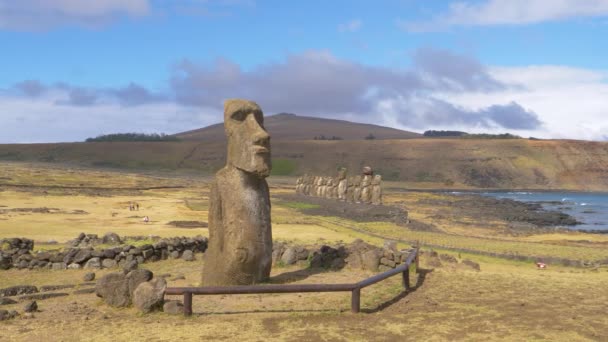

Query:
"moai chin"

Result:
[[202, 99, 273, 286]]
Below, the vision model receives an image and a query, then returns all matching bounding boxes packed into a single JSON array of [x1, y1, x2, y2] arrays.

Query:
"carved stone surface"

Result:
[[360, 175, 372, 204], [202, 99, 273, 286], [352, 175, 362, 203]]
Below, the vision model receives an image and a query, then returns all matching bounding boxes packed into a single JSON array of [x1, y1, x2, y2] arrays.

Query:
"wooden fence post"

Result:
[[184, 292, 193, 317], [402, 268, 410, 290], [351, 288, 361, 313]]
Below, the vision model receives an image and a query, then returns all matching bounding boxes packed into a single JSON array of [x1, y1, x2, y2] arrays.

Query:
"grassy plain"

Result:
[[1, 162, 607, 341]]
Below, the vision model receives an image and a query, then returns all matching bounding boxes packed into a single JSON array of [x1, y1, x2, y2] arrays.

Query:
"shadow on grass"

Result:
[[269, 266, 342, 284], [362, 268, 433, 314]]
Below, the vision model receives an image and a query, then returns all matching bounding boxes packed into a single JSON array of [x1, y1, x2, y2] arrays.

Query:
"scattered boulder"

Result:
[[127, 269, 153, 298], [181, 250, 195, 262], [0, 285, 38, 297], [133, 277, 167, 313], [95, 273, 130, 307], [361, 250, 381, 271], [24, 301, 37, 313], [163, 300, 184, 315], [83, 272, 96, 282], [281, 247, 297, 265], [73, 248, 93, 264]]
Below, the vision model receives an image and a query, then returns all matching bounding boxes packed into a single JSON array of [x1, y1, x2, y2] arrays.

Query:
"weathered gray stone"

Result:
[[181, 250, 194, 261], [202, 99, 273, 286], [0, 255, 11, 270], [67, 263, 81, 270], [361, 250, 381, 271], [101, 258, 117, 269], [127, 269, 153, 298], [24, 301, 37, 313], [95, 273, 130, 307], [84, 257, 101, 269], [102, 232, 122, 245], [280, 247, 297, 265], [73, 248, 93, 264], [163, 300, 184, 315], [169, 250, 180, 259], [371, 175, 383, 205], [0, 309, 18, 321], [0, 285, 38, 297], [133, 277, 167, 313], [83, 272, 96, 282]]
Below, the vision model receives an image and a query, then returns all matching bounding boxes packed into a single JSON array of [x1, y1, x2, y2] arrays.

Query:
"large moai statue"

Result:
[[295, 177, 302, 194], [371, 174, 383, 205], [202, 99, 273, 286], [315, 176, 323, 197], [352, 175, 362, 203], [337, 168, 347, 201], [360, 166, 373, 204]]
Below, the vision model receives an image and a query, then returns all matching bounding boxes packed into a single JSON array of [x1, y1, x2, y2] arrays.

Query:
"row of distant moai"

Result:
[[295, 166, 383, 205]]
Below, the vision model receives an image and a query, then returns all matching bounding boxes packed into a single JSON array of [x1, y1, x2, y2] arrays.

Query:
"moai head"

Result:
[[337, 167, 347, 180], [362, 166, 373, 176], [327, 177, 334, 186], [372, 174, 382, 185], [353, 175, 362, 186], [224, 99, 271, 177], [361, 175, 371, 187], [316, 177, 323, 186]]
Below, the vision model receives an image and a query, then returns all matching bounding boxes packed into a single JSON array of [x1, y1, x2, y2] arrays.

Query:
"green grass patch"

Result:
[[271, 159, 296, 176]]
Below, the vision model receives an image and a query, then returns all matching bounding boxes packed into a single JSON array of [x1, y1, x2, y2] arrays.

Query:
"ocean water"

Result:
[[474, 191, 608, 231]]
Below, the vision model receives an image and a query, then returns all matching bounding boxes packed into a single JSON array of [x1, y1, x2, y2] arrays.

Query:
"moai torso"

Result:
[[204, 168, 272, 285], [371, 175, 383, 205], [337, 168, 347, 201], [325, 178, 334, 199]]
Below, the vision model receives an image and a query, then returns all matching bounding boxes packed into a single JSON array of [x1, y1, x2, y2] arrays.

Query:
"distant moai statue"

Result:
[[295, 177, 302, 194], [371, 174, 383, 205], [360, 166, 373, 204], [304, 175, 312, 195], [202, 99, 273, 286], [345, 176, 355, 202], [315, 177, 323, 197], [337, 168, 347, 201], [352, 175, 362, 203]]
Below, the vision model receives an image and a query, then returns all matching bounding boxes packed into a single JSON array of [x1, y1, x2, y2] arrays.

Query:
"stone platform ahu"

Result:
[[202, 99, 273, 286], [296, 166, 383, 205]]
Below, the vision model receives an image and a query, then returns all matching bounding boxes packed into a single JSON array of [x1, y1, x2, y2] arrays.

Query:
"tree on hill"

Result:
[[85, 133, 180, 142], [364, 133, 376, 140]]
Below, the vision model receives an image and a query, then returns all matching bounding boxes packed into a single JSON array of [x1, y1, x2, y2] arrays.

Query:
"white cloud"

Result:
[[0, 0, 150, 30], [430, 66, 608, 140], [402, 0, 608, 31], [338, 19, 362, 33], [0, 89, 219, 143]]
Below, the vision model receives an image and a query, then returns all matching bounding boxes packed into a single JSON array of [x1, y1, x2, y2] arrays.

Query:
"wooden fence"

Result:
[[165, 247, 419, 316]]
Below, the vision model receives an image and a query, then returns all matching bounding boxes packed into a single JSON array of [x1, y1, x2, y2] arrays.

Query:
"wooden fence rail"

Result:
[[165, 248, 419, 316]]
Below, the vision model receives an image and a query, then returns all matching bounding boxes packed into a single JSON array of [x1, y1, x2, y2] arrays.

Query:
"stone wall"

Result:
[[272, 239, 416, 272], [0, 235, 207, 271]]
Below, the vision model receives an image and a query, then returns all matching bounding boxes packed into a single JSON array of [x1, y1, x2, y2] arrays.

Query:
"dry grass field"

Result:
[[1, 162, 607, 341]]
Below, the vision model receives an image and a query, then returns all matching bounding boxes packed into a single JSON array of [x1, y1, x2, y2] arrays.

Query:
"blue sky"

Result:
[[1, 0, 608, 142]]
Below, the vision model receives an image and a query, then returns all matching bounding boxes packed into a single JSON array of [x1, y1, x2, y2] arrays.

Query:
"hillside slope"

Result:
[[175, 113, 421, 141], [1, 139, 608, 190]]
